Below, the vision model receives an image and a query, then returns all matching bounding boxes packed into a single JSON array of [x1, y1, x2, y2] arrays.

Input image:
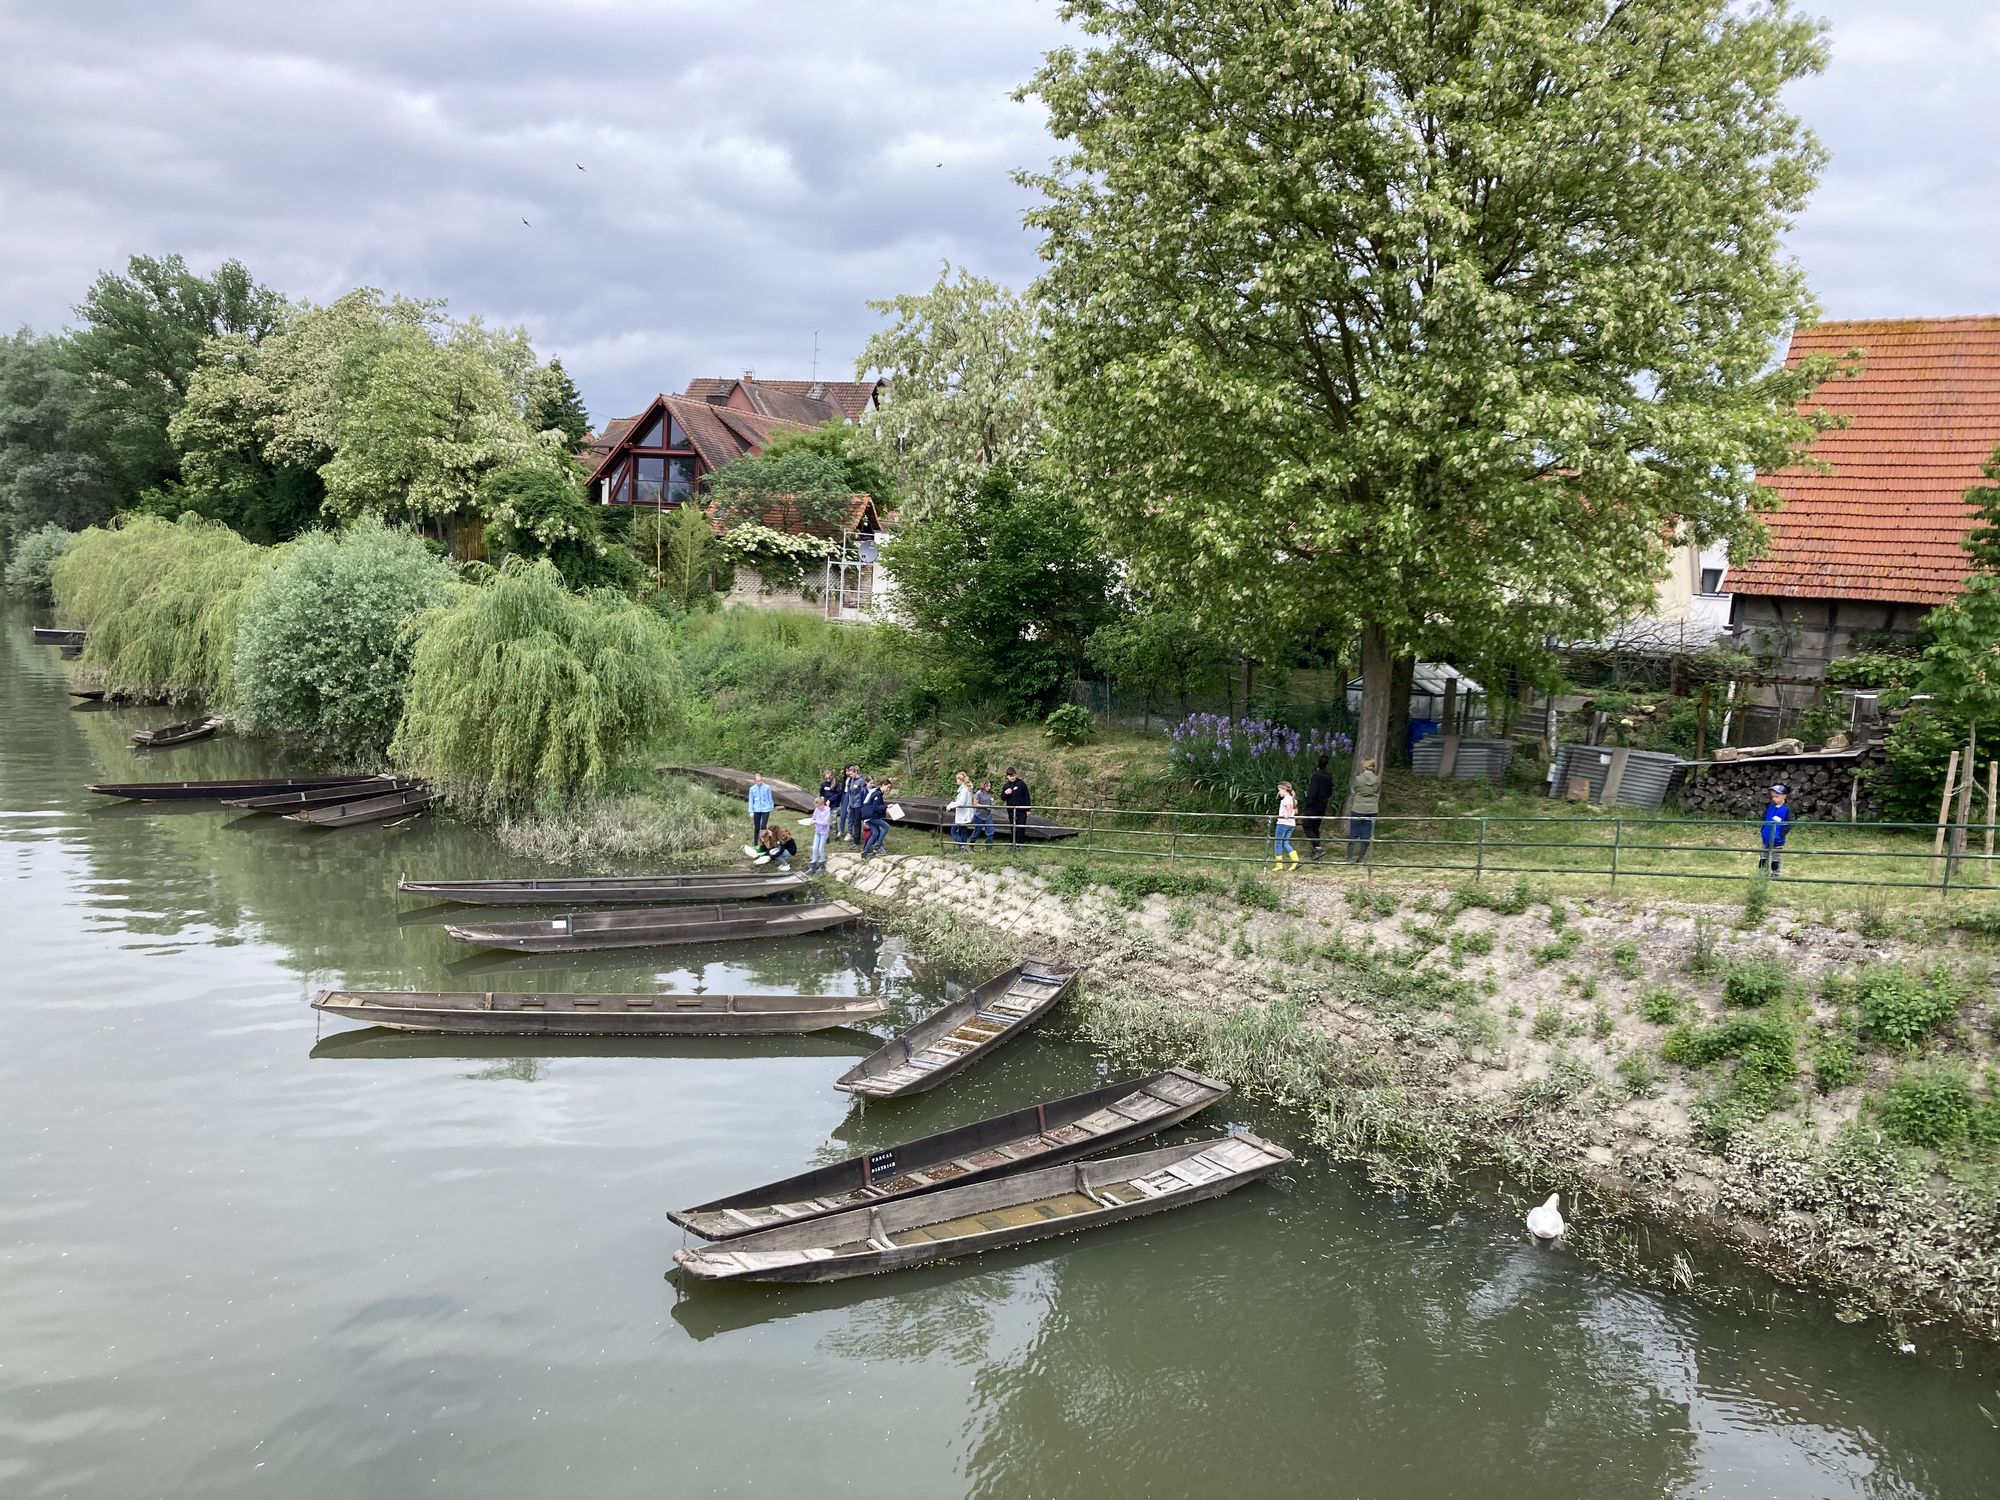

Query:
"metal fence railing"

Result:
[[894, 803, 2000, 898]]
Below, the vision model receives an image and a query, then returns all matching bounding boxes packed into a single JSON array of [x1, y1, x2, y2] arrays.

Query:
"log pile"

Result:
[[1675, 746, 1885, 822]]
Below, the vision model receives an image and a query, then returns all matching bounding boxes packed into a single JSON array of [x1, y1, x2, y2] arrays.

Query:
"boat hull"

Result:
[[834, 960, 1077, 1098], [445, 899, 861, 953], [673, 1133, 1291, 1283], [671, 1067, 1231, 1239], [226, 778, 404, 811], [132, 716, 221, 748], [87, 776, 383, 802], [396, 872, 809, 905], [312, 989, 886, 1036], [285, 788, 436, 827]]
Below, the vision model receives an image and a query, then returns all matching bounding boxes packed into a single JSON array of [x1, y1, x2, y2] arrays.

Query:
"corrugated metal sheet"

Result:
[[1412, 736, 1516, 787], [1552, 745, 1682, 811]]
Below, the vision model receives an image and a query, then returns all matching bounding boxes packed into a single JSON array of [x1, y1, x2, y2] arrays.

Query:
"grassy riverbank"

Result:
[[827, 846, 2000, 1340]]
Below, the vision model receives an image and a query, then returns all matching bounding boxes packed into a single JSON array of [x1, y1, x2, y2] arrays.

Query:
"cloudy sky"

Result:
[[1, 1, 1995, 427]]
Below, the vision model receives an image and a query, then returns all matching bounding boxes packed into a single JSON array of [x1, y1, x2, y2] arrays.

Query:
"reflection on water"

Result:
[[3, 599, 1999, 1500]]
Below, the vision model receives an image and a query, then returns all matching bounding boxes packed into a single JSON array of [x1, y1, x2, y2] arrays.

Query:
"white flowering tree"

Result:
[[1024, 0, 1840, 795]]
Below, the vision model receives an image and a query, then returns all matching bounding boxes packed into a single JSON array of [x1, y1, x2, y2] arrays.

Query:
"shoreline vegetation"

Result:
[[828, 847, 2000, 1344]]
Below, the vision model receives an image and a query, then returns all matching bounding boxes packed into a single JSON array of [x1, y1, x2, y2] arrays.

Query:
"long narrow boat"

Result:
[[446, 898, 862, 953], [286, 786, 437, 828], [67, 688, 105, 701], [87, 775, 383, 802], [395, 871, 809, 905], [131, 716, 223, 748], [671, 1067, 1231, 1240], [311, 988, 887, 1036], [225, 777, 403, 812], [834, 959, 1077, 1099], [673, 1132, 1291, 1284], [32, 627, 85, 646]]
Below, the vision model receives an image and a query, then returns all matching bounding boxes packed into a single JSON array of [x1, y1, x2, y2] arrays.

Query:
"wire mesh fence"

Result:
[[899, 802, 2000, 898]]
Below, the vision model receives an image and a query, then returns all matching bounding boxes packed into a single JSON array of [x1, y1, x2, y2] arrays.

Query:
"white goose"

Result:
[[1526, 1193, 1566, 1241]]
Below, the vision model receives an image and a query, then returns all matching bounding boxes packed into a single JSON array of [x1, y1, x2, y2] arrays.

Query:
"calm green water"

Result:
[[2, 604, 1997, 1499]]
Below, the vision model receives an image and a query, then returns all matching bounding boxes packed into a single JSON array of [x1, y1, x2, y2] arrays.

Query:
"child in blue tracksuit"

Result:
[[746, 774, 775, 847], [1757, 783, 1791, 878]]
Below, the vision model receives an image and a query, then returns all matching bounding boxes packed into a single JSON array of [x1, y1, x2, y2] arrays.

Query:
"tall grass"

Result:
[[391, 558, 680, 811], [497, 782, 738, 863], [674, 609, 919, 778], [52, 514, 272, 704]]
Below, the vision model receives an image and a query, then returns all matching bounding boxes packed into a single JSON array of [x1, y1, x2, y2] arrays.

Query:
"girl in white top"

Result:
[[950, 771, 976, 851], [1272, 781, 1299, 869]]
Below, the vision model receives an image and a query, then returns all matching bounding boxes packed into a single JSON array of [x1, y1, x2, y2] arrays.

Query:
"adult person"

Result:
[[746, 773, 774, 848], [1000, 766, 1032, 845], [1301, 754, 1335, 861], [1757, 783, 1792, 878], [1346, 757, 1381, 864], [841, 765, 866, 845], [1271, 780, 1298, 871], [807, 795, 833, 874], [949, 771, 977, 852], [973, 779, 997, 846]]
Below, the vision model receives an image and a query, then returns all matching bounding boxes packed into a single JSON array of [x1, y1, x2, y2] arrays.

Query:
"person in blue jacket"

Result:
[[746, 773, 775, 848], [1757, 783, 1791, 878]]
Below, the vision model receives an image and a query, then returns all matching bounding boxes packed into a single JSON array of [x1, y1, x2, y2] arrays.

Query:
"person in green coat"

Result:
[[1346, 758, 1381, 864]]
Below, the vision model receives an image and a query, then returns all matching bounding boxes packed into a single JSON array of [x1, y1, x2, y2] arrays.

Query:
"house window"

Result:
[[635, 455, 666, 505], [1699, 567, 1726, 596], [666, 456, 696, 504]]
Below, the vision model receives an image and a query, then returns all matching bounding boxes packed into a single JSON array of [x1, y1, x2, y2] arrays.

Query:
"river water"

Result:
[[2, 602, 1996, 1499]]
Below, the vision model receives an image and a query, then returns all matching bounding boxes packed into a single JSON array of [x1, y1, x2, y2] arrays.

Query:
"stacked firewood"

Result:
[[1675, 747, 1885, 822]]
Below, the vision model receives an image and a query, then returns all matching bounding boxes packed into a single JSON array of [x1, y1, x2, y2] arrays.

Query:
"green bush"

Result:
[[389, 558, 680, 810], [3, 523, 73, 599], [1856, 964, 1963, 1050], [1877, 1068, 1976, 1149], [1609, 940, 1641, 979], [1662, 1015, 1798, 1081], [481, 461, 641, 593], [1043, 703, 1094, 745], [1807, 1026, 1860, 1092], [1875, 705, 1972, 824], [51, 513, 271, 703], [1740, 877, 1770, 927], [1234, 873, 1284, 911], [231, 520, 458, 759], [1639, 988, 1681, 1025], [1722, 958, 1789, 1008], [1451, 875, 1536, 916], [1616, 1050, 1661, 1098]]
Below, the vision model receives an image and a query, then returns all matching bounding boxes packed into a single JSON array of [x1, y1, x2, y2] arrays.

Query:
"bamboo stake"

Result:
[[1953, 726, 1979, 878], [1930, 749, 1961, 885], [1986, 760, 1997, 884]]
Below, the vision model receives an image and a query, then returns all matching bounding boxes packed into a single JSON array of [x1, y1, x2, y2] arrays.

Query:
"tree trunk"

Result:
[[1351, 621, 1394, 804]]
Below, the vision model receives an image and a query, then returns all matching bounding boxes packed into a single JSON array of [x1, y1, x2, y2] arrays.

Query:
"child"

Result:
[[1757, 783, 1791, 878], [973, 779, 997, 845], [808, 795, 832, 874], [754, 825, 798, 872], [949, 770, 976, 851], [1272, 781, 1298, 870], [746, 772, 774, 851]]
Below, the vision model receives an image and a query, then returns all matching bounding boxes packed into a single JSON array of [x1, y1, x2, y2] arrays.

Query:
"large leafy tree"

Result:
[[64, 255, 286, 505], [857, 264, 1041, 522], [525, 358, 591, 453], [757, 420, 897, 508], [880, 465, 1112, 711], [1023, 0, 1836, 797], [0, 332, 119, 548], [705, 447, 857, 531]]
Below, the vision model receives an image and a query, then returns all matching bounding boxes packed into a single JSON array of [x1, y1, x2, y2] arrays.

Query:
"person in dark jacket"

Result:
[[1000, 767, 1032, 845], [819, 767, 842, 818], [1757, 783, 1792, 878], [1301, 754, 1335, 861], [860, 778, 893, 858], [841, 765, 866, 844]]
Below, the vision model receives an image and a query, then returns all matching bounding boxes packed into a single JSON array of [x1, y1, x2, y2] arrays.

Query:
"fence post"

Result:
[[1168, 812, 1180, 863], [1610, 819, 1623, 893], [1475, 817, 1487, 882], [1085, 805, 1096, 855]]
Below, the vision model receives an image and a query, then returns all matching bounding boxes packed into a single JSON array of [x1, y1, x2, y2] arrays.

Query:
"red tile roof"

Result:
[[1730, 317, 2000, 606], [684, 376, 883, 422]]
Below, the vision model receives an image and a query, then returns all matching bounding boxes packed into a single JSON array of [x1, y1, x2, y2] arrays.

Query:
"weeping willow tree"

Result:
[[390, 558, 681, 810], [51, 513, 273, 703]]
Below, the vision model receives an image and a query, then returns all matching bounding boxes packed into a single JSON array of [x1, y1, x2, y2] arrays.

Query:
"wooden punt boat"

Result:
[[673, 765, 817, 813], [673, 1132, 1291, 1283], [87, 775, 382, 802], [395, 871, 809, 905], [311, 988, 887, 1036], [309, 1027, 876, 1063], [834, 959, 1077, 1099], [446, 898, 862, 953], [285, 786, 437, 828], [131, 715, 223, 748], [67, 688, 106, 701], [59, 643, 83, 659], [671, 1067, 1231, 1240], [32, 627, 85, 646], [225, 776, 403, 811]]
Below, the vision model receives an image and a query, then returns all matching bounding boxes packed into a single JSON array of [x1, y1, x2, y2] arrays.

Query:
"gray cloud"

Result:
[[1, 1, 1993, 428]]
